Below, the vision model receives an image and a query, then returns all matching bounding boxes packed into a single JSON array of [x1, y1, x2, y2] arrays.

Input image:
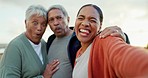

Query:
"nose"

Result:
[[53, 19, 59, 26], [81, 20, 90, 27], [37, 25, 42, 31]]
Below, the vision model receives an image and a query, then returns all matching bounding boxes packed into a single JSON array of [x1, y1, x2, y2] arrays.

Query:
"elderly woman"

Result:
[[73, 4, 148, 78], [0, 5, 59, 78]]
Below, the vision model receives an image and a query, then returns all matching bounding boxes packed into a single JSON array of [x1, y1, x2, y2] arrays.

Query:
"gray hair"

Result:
[[25, 5, 47, 20], [47, 5, 68, 17]]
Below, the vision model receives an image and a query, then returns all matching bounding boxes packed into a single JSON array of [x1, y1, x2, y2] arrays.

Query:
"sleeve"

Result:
[[105, 36, 148, 77], [0, 43, 22, 78], [124, 33, 130, 44]]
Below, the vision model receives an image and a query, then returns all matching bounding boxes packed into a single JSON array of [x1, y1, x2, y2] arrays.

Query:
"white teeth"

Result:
[[80, 29, 89, 33]]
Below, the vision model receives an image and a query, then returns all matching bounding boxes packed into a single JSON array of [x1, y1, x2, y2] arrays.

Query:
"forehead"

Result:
[[48, 9, 64, 17], [29, 14, 46, 20], [78, 6, 100, 18]]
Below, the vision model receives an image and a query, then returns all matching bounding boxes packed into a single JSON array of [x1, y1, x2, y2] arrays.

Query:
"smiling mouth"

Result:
[[79, 29, 90, 36]]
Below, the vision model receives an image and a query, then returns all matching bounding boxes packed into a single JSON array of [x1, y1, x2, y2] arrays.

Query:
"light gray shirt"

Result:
[[73, 43, 92, 78], [48, 35, 72, 78]]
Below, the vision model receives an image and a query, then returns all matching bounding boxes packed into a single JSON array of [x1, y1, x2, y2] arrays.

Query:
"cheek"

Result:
[[74, 24, 79, 33], [42, 27, 47, 31], [75, 20, 80, 29], [61, 21, 68, 28], [26, 25, 32, 31], [49, 24, 54, 30], [92, 26, 99, 35]]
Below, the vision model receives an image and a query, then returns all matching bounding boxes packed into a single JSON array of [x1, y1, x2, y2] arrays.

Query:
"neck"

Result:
[[80, 41, 92, 55], [25, 32, 40, 44], [56, 28, 73, 38], [66, 28, 73, 36]]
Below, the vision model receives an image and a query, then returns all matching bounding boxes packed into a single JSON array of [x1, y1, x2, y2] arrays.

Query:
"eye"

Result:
[[42, 22, 47, 27], [90, 19, 97, 23], [77, 17, 84, 20], [48, 18, 54, 23], [32, 21, 38, 26], [56, 16, 62, 20]]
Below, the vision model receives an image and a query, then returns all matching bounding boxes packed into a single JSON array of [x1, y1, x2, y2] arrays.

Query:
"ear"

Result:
[[73, 27, 75, 31], [97, 22, 102, 34], [67, 16, 70, 23], [99, 23, 102, 30], [25, 20, 27, 28], [100, 22, 102, 27]]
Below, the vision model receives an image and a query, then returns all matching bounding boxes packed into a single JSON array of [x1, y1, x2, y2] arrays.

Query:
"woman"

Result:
[[0, 5, 59, 78], [73, 4, 148, 78]]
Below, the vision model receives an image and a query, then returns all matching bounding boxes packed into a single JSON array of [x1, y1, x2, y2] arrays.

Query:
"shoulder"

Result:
[[41, 39, 46, 44], [68, 31, 81, 53], [41, 39, 47, 49], [47, 34, 56, 43], [8, 33, 25, 47], [2, 34, 25, 60], [6, 33, 30, 53], [94, 35, 123, 42], [93, 36, 124, 47], [69, 32, 80, 46]]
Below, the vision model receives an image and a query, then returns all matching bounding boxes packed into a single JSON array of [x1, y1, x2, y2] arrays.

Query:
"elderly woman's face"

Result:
[[75, 6, 102, 44], [25, 14, 47, 44]]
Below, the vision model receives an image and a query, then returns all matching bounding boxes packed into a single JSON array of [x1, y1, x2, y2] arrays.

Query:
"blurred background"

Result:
[[0, 0, 148, 56]]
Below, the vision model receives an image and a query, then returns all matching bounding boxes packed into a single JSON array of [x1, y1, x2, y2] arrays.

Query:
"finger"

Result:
[[101, 31, 112, 38], [51, 61, 60, 70], [99, 29, 111, 38], [110, 33, 121, 37], [100, 29, 116, 38], [51, 67, 59, 75], [99, 28, 110, 36], [48, 60, 59, 76], [51, 60, 59, 65], [49, 60, 60, 70], [48, 59, 59, 67], [110, 31, 126, 41]]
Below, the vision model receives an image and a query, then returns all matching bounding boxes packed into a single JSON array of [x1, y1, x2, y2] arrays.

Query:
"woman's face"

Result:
[[75, 6, 102, 44], [25, 14, 47, 44]]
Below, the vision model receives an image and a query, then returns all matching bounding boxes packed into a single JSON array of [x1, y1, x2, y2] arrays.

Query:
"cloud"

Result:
[[0, 0, 148, 46], [0, 0, 33, 8]]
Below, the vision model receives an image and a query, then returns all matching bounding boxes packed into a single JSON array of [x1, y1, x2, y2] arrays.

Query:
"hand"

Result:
[[43, 59, 60, 78], [99, 26, 126, 41]]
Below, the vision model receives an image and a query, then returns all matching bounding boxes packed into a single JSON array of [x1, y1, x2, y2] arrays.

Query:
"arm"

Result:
[[89, 36, 148, 77], [99, 26, 130, 44], [105, 37, 148, 77]]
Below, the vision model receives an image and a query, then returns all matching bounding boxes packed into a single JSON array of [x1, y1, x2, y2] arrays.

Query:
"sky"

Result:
[[0, 0, 148, 47]]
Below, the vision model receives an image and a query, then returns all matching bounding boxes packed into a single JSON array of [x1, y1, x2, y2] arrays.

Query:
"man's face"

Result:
[[25, 14, 47, 44], [48, 9, 69, 37]]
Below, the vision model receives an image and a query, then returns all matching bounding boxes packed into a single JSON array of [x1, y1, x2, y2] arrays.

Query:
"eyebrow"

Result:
[[78, 15, 97, 20], [77, 15, 84, 18]]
